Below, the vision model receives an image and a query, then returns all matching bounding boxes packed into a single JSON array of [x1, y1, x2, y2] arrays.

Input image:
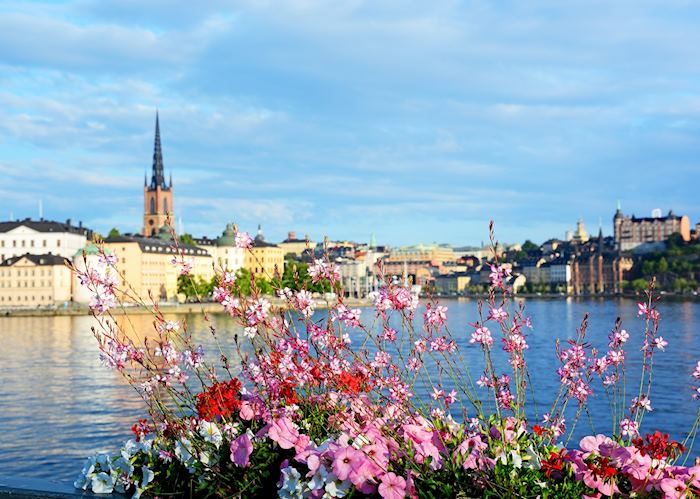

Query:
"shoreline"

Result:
[[1, 293, 699, 318]]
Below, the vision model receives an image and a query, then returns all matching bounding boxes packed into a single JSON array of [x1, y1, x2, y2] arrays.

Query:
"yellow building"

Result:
[[387, 244, 457, 265], [244, 228, 284, 279], [0, 253, 72, 308], [103, 233, 213, 303], [278, 231, 316, 258]]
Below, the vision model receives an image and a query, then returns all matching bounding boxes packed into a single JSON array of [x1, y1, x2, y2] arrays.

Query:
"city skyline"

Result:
[[1, 1, 699, 246]]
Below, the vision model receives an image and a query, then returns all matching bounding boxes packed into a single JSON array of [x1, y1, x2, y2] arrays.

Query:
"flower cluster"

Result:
[[75, 229, 700, 499]]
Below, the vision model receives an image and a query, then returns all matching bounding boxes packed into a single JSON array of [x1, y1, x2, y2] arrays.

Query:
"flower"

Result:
[[658, 478, 687, 499], [332, 447, 362, 481], [198, 420, 223, 448], [230, 432, 253, 467], [235, 231, 253, 249], [620, 418, 639, 437], [268, 417, 301, 450], [90, 472, 114, 494], [378, 472, 406, 499]]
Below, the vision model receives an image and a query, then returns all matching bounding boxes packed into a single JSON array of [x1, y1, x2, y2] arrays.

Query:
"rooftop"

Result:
[[0, 253, 69, 267], [0, 218, 91, 236]]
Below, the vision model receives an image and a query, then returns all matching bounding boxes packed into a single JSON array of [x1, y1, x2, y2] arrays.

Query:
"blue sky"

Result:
[[1, 1, 699, 246]]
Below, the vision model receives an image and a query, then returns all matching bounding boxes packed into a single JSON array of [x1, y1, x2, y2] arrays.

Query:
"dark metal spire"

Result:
[[150, 111, 167, 190]]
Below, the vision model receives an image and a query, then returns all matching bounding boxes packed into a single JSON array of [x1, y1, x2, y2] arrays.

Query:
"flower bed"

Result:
[[72, 226, 700, 498]]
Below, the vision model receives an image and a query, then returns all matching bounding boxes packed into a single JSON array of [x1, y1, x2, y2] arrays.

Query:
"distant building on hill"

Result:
[[0, 218, 91, 262], [571, 229, 632, 294], [0, 253, 71, 308], [278, 231, 316, 258], [613, 207, 691, 251]]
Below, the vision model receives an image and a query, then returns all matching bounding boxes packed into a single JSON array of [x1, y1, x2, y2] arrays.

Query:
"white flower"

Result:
[[91, 472, 114, 494], [278, 466, 303, 498], [325, 478, 351, 498], [244, 326, 257, 339], [199, 420, 223, 448]]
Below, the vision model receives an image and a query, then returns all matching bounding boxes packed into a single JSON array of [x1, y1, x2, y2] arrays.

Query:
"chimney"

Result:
[[66, 218, 71, 226], [288, 231, 296, 240]]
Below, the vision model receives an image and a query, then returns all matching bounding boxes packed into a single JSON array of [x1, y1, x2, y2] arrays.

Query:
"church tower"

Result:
[[142, 112, 174, 236]]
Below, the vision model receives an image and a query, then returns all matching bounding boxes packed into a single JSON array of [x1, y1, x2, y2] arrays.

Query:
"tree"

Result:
[[521, 240, 539, 252], [657, 257, 669, 274], [631, 278, 648, 293], [107, 228, 120, 238], [179, 233, 196, 246], [177, 274, 214, 300]]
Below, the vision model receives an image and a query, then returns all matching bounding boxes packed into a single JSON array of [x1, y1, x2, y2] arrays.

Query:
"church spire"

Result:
[[150, 111, 167, 190]]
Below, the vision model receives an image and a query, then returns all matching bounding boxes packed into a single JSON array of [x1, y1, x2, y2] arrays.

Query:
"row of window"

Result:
[[0, 281, 54, 288], [0, 239, 61, 248], [0, 295, 50, 302], [0, 269, 53, 277]]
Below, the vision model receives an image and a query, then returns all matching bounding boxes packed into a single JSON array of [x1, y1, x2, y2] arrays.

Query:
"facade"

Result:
[[0, 218, 91, 262], [387, 244, 457, 265], [244, 227, 284, 279], [101, 234, 213, 303], [435, 272, 471, 294], [614, 208, 691, 251], [571, 232, 633, 294], [0, 254, 71, 308], [278, 231, 316, 258], [142, 113, 174, 236], [195, 224, 245, 273]]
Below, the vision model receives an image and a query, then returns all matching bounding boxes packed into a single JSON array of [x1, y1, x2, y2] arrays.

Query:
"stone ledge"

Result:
[[0, 476, 124, 498]]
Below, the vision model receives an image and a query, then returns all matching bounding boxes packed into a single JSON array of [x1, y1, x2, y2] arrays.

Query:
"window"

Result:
[[150, 197, 156, 214], [30, 240, 34, 247], [57, 240, 61, 247], [21, 240, 25, 247], [163, 198, 168, 213], [12, 240, 16, 247]]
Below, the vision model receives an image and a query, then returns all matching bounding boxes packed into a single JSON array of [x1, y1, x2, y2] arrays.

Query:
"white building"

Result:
[[195, 223, 245, 273], [0, 253, 72, 308], [0, 219, 91, 262]]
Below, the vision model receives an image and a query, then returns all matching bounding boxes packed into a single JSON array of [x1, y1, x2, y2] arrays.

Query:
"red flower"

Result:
[[541, 448, 567, 479], [632, 431, 685, 460], [196, 378, 243, 421], [131, 418, 151, 442]]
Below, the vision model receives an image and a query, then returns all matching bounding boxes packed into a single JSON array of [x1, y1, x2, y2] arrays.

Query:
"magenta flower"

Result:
[[229, 432, 253, 467], [378, 472, 406, 499]]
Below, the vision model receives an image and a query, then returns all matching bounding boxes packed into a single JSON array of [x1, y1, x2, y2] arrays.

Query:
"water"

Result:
[[0, 297, 699, 483]]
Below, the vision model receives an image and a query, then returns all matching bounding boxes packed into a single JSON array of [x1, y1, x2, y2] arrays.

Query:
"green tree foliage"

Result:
[[107, 228, 120, 238], [521, 240, 539, 252], [177, 274, 215, 299], [657, 257, 669, 274], [631, 278, 648, 293], [179, 233, 196, 246]]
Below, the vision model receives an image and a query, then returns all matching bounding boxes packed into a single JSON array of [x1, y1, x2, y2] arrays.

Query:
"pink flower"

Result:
[[332, 446, 362, 481], [267, 417, 300, 450], [488, 307, 508, 323], [579, 434, 617, 458], [658, 478, 687, 499], [235, 231, 253, 249], [652, 337, 668, 351], [470, 326, 493, 348], [230, 432, 253, 467], [378, 472, 406, 499], [620, 418, 639, 437]]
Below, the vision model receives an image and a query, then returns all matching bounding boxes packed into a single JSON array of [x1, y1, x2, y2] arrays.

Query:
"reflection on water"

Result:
[[0, 297, 698, 482]]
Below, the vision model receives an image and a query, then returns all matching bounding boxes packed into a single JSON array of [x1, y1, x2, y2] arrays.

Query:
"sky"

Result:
[[1, 1, 699, 247]]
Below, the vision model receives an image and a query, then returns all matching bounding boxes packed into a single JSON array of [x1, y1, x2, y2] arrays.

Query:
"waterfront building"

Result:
[[278, 231, 316, 258], [244, 226, 284, 279], [388, 243, 457, 265], [571, 230, 632, 294], [0, 253, 71, 308], [101, 233, 213, 303], [195, 223, 245, 273], [434, 272, 471, 294], [613, 207, 691, 251], [0, 218, 91, 262], [142, 113, 174, 237]]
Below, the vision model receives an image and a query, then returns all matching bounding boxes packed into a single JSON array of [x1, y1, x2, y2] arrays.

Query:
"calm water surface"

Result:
[[0, 297, 698, 483]]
